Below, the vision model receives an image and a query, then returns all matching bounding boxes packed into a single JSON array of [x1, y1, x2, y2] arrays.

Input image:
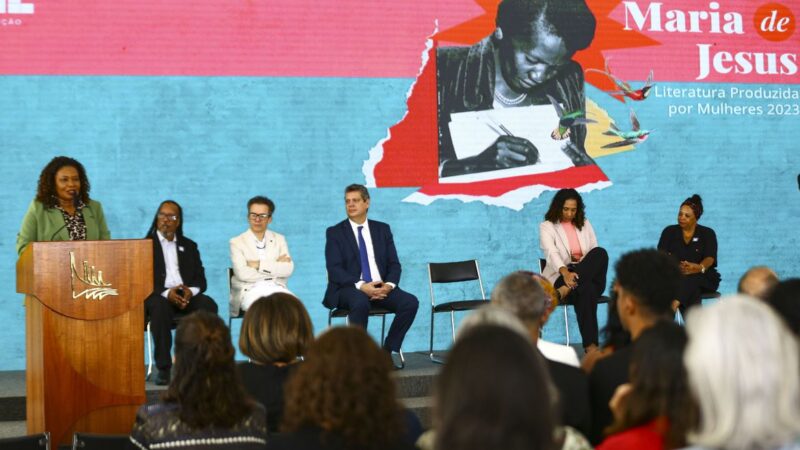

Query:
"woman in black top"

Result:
[[657, 194, 720, 314], [238, 292, 313, 433]]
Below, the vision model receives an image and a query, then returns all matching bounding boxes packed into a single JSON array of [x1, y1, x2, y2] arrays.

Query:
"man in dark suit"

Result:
[[144, 200, 218, 385], [491, 271, 591, 437], [324, 184, 418, 360]]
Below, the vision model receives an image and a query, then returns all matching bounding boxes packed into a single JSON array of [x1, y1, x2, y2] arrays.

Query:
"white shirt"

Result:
[[348, 219, 395, 289], [157, 231, 200, 298], [537, 339, 580, 367]]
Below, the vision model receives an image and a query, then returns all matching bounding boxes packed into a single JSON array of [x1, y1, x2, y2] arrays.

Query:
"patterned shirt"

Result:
[[55, 202, 87, 241]]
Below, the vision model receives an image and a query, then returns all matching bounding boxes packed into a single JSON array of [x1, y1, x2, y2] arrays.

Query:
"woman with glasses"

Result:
[[230, 196, 295, 317]]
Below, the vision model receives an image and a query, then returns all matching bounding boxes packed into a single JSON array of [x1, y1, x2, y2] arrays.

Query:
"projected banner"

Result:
[[2, 0, 798, 210], [365, 0, 799, 209]]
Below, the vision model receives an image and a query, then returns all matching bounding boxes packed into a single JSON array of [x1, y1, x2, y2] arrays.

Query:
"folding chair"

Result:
[[428, 259, 487, 363]]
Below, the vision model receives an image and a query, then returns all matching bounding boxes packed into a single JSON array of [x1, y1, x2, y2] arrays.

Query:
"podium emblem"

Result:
[[70, 251, 119, 300]]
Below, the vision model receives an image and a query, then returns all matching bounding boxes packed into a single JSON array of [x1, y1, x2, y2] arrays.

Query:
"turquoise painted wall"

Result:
[[1, 76, 797, 370]]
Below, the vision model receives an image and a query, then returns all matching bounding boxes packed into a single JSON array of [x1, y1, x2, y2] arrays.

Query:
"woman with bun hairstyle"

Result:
[[657, 194, 720, 314]]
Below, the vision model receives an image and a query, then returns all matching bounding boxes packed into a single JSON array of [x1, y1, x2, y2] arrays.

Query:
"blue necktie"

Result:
[[357, 226, 372, 282]]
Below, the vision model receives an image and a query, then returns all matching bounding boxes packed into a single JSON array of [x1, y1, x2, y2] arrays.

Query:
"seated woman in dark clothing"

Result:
[[129, 311, 267, 449], [657, 194, 720, 315], [267, 327, 421, 450], [238, 292, 313, 433]]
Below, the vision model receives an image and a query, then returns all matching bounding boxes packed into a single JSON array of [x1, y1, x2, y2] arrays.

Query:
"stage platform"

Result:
[[0, 351, 442, 439]]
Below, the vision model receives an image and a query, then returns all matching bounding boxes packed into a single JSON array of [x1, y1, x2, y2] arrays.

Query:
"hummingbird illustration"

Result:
[[546, 95, 596, 140], [602, 109, 652, 149], [587, 62, 654, 101]]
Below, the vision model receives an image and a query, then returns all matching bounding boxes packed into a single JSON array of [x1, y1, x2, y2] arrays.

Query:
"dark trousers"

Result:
[[335, 286, 419, 352], [677, 273, 718, 315], [554, 247, 608, 348], [144, 292, 218, 370]]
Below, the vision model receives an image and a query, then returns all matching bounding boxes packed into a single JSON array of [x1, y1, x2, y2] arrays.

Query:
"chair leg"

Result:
[[563, 305, 570, 346], [145, 322, 153, 381], [450, 310, 456, 342], [396, 349, 405, 369], [430, 310, 445, 364], [380, 315, 386, 347]]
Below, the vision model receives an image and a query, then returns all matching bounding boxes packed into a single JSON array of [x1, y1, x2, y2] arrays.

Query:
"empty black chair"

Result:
[[72, 433, 128, 450], [0, 432, 50, 450], [428, 260, 487, 363]]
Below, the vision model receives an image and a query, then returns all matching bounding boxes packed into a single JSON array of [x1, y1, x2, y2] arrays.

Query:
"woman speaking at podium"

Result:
[[16, 156, 111, 256]]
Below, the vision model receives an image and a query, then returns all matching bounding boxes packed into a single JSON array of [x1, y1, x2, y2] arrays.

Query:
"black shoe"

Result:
[[154, 369, 171, 386]]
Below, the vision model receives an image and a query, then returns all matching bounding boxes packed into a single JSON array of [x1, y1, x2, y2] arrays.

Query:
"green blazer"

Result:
[[16, 199, 111, 256]]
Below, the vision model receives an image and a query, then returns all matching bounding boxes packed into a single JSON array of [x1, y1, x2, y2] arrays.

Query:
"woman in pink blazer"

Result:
[[539, 189, 608, 352]]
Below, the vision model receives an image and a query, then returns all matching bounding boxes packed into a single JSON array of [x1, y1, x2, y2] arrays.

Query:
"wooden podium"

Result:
[[16, 240, 153, 446]]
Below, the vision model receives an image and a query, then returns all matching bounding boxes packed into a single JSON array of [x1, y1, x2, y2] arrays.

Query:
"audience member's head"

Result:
[[614, 249, 681, 338], [457, 305, 530, 342], [165, 311, 254, 428], [737, 266, 779, 299], [766, 278, 800, 337], [605, 321, 695, 449], [684, 296, 800, 450], [281, 327, 404, 450], [600, 279, 631, 350], [239, 293, 313, 365], [490, 271, 552, 339], [435, 324, 558, 450]]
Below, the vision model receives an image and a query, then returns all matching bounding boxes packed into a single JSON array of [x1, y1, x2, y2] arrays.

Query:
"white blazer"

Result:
[[229, 229, 294, 316], [538, 219, 598, 284]]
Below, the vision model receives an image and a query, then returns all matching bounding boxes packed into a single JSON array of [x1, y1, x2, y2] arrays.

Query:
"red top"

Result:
[[596, 418, 668, 450]]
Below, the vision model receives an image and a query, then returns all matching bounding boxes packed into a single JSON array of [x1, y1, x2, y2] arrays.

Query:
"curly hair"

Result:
[[544, 188, 586, 229], [605, 321, 696, 449], [163, 311, 254, 429], [615, 249, 681, 319], [281, 327, 404, 449], [35, 156, 91, 207], [239, 293, 313, 364]]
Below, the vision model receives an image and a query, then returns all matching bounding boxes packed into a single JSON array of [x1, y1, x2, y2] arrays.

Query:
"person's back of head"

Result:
[[458, 305, 531, 342], [239, 293, 313, 364], [766, 278, 800, 337], [614, 249, 681, 335], [166, 310, 253, 429], [281, 326, 403, 450], [684, 296, 800, 450], [491, 271, 551, 334], [606, 320, 695, 448], [435, 324, 558, 450], [737, 266, 779, 300]]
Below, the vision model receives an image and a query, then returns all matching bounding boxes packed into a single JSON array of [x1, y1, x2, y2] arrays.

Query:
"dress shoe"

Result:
[[154, 369, 171, 386]]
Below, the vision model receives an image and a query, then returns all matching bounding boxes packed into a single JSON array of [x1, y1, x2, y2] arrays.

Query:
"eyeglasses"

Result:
[[157, 213, 179, 221], [249, 213, 271, 220]]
